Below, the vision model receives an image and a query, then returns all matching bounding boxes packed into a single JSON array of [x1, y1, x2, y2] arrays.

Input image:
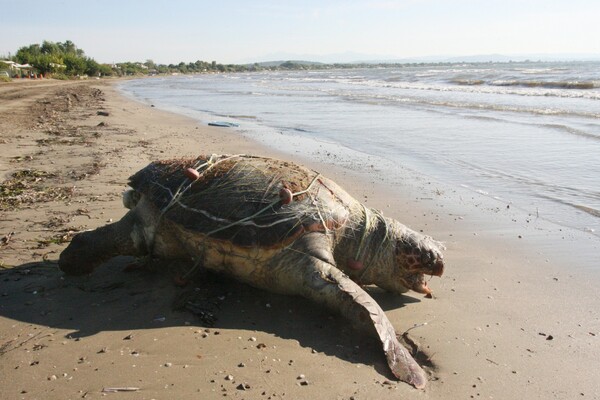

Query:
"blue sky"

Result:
[[1, 0, 599, 63]]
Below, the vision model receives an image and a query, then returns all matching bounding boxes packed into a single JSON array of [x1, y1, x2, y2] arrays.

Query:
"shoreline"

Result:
[[1, 79, 598, 399]]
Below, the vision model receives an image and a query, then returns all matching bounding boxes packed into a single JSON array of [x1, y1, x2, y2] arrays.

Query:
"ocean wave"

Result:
[[574, 204, 600, 218], [340, 91, 600, 122], [343, 76, 600, 100], [539, 124, 600, 141], [451, 79, 485, 86], [537, 194, 600, 224], [490, 80, 598, 90]]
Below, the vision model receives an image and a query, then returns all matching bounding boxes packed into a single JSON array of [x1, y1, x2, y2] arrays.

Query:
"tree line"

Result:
[[2, 40, 298, 78], [0, 40, 292, 78], [2, 39, 446, 79]]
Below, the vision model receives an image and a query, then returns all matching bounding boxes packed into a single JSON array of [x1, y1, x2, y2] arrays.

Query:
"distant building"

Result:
[[49, 62, 66, 70], [0, 60, 34, 77]]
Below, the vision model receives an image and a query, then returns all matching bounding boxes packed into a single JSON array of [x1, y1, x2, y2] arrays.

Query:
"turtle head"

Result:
[[393, 233, 445, 295], [366, 229, 444, 296]]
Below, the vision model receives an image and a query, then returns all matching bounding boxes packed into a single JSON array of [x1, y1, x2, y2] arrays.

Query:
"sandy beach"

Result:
[[1, 79, 599, 400]]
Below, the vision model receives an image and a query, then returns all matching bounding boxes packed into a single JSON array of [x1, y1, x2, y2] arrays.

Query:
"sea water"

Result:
[[119, 62, 600, 238]]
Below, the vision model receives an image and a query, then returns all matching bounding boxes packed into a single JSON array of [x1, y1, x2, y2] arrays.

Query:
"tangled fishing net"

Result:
[[128, 154, 399, 286], [129, 154, 345, 246]]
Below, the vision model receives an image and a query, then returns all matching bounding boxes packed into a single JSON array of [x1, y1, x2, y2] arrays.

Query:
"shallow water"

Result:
[[120, 62, 600, 238]]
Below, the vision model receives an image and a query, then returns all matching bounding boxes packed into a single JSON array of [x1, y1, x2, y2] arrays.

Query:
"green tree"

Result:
[[63, 53, 87, 75], [58, 40, 83, 56], [144, 59, 156, 69], [15, 43, 41, 64], [13, 40, 109, 77], [40, 40, 61, 55]]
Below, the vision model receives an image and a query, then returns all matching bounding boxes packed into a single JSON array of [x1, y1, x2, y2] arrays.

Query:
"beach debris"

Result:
[[36, 228, 80, 248], [10, 155, 34, 163], [225, 374, 234, 381], [96, 111, 109, 116], [0, 169, 74, 210], [102, 387, 140, 393], [1, 231, 15, 246], [58, 154, 446, 389], [208, 121, 239, 127]]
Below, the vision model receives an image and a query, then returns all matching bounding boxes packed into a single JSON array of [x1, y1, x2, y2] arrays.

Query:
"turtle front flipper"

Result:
[[276, 234, 427, 389]]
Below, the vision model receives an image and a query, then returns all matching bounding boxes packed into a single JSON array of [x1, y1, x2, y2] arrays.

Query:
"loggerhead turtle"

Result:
[[59, 154, 445, 389]]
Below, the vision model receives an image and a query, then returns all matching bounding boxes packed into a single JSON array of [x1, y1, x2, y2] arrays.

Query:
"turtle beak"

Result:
[[413, 280, 432, 295]]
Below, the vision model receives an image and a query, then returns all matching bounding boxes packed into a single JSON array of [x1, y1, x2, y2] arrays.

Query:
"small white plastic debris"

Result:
[[102, 387, 140, 393]]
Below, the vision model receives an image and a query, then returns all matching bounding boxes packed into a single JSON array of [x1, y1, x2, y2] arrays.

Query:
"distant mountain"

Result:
[[247, 51, 397, 64], [246, 52, 600, 65], [252, 60, 325, 68]]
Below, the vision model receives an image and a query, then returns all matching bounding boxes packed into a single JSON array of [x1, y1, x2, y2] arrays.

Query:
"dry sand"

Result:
[[1, 79, 599, 400]]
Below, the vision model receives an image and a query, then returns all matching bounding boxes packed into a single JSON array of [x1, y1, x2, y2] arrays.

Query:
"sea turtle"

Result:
[[59, 154, 445, 388]]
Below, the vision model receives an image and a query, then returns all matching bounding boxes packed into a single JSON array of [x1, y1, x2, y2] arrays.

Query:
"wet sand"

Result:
[[1, 79, 599, 399]]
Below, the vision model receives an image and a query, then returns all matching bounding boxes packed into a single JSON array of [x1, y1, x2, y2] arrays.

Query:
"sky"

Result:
[[1, 0, 599, 64]]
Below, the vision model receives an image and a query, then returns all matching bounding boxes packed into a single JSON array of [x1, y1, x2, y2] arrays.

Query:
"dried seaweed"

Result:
[[0, 169, 74, 210], [35, 228, 81, 248]]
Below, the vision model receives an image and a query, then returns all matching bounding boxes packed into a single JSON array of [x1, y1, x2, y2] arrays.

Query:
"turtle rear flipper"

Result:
[[59, 211, 145, 275], [278, 234, 427, 389]]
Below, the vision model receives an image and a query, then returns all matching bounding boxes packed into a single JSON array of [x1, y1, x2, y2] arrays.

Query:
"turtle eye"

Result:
[[419, 248, 444, 277], [421, 250, 432, 264]]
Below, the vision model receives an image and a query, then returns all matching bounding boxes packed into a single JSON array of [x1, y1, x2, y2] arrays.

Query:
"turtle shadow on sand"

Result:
[[0, 258, 429, 380]]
